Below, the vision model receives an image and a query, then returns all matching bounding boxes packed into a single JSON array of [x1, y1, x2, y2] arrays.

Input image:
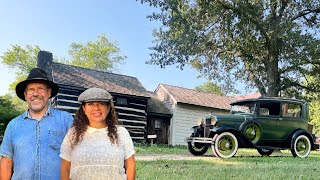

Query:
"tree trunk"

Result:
[[266, 52, 280, 97]]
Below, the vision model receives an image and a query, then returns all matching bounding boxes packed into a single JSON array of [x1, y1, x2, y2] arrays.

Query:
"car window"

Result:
[[282, 103, 302, 117], [259, 101, 280, 116], [259, 108, 269, 115], [231, 103, 256, 114]]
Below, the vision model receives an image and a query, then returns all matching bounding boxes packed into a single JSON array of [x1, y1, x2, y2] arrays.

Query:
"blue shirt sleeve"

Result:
[[0, 121, 14, 159]]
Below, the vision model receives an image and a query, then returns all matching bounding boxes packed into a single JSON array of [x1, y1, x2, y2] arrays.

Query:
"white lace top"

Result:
[[60, 126, 135, 180]]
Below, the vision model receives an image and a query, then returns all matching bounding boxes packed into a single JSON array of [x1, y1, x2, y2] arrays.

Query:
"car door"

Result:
[[278, 101, 305, 139], [256, 100, 283, 141]]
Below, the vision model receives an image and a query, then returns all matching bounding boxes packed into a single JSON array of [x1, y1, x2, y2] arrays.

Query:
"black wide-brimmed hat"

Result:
[[15, 68, 59, 101]]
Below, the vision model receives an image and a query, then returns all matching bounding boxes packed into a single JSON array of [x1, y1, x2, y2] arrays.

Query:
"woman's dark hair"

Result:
[[70, 101, 119, 149]]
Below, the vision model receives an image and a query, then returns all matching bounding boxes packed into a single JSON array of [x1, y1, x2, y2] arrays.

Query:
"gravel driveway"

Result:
[[135, 154, 215, 161], [135, 153, 292, 161]]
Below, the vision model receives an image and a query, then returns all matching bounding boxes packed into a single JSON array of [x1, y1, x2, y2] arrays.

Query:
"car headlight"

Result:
[[197, 118, 204, 126], [211, 116, 217, 126]]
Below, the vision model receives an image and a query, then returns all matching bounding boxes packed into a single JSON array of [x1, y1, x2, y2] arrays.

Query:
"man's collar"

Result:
[[23, 106, 53, 120]]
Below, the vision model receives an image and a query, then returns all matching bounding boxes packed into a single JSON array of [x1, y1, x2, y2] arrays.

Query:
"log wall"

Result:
[[52, 85, 147, 142]]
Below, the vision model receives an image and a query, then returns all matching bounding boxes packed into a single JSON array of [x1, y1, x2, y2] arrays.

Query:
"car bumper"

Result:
[[185, 137, 212, 144]]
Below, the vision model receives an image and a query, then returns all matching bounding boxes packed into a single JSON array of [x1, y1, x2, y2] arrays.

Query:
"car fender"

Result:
[[209, 126, 256, 148], [191, 126, 198, 132], [288, 129, 316, 150], [239, 120, 262, 132], [239, 120, 263, 144], [210, 126, 237, 134], [190, 126, 204, 137]]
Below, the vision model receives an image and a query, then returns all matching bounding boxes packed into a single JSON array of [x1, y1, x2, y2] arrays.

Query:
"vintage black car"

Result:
[[186, 97, 318, 158]]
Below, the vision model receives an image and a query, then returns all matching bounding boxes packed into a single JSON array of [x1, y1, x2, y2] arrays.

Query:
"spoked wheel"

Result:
[[187, 136, 209, 156], [257, 149, 274, 156], [212, 132, 238, 159], [291, 135, 311, 158], [243, 123, 261, 144]]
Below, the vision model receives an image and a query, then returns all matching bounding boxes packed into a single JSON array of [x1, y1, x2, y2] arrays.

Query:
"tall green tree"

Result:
[[195, 82, 225, 96], [140, 0, 320, 97], [1, 45, 39, 75], [1, 45, 41, 110], [68, 35, 126, 72]]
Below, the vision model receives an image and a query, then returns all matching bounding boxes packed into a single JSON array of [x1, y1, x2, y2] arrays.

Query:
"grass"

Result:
[[135, 144, 320, 180], [135, 143, 189, 155]]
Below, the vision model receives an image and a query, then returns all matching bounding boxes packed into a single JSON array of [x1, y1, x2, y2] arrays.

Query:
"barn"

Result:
[[154, 84, 235, 145]]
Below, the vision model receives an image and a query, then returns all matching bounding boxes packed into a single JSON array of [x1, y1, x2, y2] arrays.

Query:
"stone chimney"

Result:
[[37, 51, 53, 80]]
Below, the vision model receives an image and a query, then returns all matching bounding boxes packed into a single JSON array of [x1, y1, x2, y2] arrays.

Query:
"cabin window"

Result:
[[116, 97, 128, 105], [155, 119, 161, 129]]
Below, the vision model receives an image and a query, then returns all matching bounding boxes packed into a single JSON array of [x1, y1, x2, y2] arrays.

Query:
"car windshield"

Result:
[[230, 102, 257, 114]]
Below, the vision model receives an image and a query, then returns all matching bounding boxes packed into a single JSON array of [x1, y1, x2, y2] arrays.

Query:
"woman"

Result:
[[60, 87, 136, 180]]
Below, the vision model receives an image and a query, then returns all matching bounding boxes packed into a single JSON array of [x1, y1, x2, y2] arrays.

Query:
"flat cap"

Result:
[[78, 88, 112, 102]]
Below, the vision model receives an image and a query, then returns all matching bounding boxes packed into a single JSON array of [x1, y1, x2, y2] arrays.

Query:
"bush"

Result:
[[0, 95, 23, 139]]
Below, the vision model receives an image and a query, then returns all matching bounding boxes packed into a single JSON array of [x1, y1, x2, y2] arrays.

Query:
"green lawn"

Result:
[[135, 144, 320, 180], [135, 144, 189, 155]]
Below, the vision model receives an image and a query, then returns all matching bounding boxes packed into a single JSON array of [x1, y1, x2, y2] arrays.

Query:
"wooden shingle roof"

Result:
[[52, 62, 149, 98], [157, 84, 235, 110], [146, 91, 172, 116]]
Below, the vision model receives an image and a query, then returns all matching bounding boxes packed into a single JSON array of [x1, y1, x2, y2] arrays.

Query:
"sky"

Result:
[[0, 0, 247, 96]]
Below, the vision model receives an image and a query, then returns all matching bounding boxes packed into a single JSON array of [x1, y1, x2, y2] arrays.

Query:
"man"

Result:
[[0, 68, 73, 180]]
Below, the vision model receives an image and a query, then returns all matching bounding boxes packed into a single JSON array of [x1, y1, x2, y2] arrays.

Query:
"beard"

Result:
[[29, 97, 49, 113]]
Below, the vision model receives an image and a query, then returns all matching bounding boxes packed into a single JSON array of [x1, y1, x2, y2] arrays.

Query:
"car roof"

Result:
[[230, 97, 307, 106]]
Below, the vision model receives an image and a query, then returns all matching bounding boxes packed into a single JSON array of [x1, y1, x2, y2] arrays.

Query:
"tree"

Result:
[[140, 0, 320, 97], [309, 98, 320, 136], [1, 45, 41, 110], [195, 82, 225, 96], [0, 35, 126, 109], [0, 95, 23, 137], [1, 45, 40, 75], [1, 35, 126, 74], [1, 35, 126, 86], [68, 35, 126, 72], [305, 76, 320, 135]]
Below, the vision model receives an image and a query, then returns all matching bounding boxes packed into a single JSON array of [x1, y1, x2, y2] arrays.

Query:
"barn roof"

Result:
[[156, 83, 235, 110]]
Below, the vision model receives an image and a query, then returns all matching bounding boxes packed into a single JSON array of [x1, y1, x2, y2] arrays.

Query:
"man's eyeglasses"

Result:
[[25, 87, 48, 95]]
